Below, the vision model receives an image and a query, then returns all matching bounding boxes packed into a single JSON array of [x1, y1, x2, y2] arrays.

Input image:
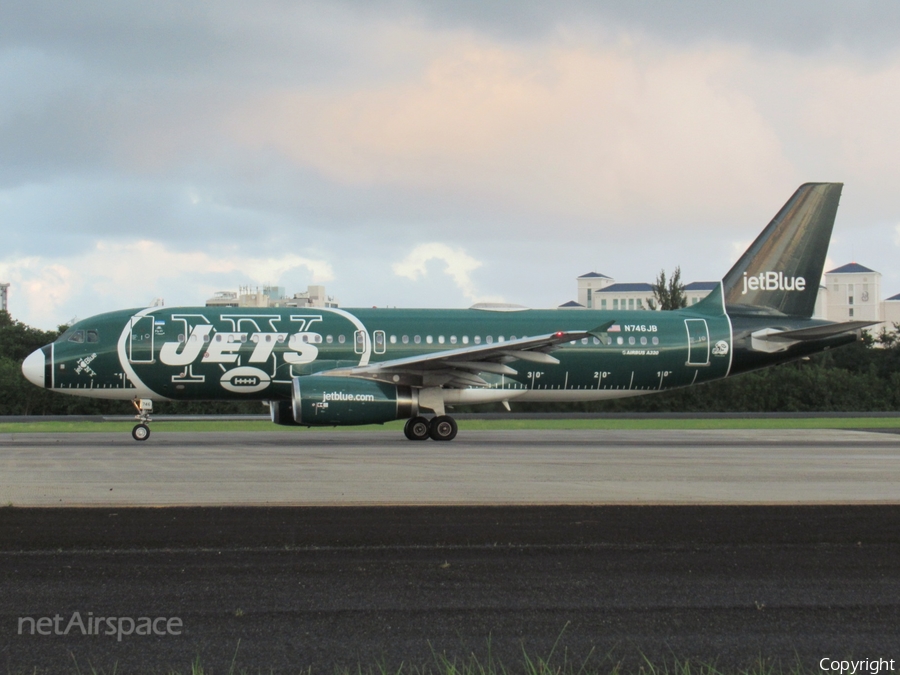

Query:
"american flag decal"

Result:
[[608, 325, 621, 332]]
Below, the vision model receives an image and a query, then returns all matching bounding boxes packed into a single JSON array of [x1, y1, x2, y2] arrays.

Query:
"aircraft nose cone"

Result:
[[22, 348, 46, 388]]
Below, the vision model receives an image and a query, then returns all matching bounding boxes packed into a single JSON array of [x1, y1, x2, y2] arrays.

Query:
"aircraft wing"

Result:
[[320, 321, 615, 388]]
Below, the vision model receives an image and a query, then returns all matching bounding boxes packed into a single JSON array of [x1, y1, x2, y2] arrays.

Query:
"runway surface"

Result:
[[1, 428, 899, 505], [2, 505, 899, 673]]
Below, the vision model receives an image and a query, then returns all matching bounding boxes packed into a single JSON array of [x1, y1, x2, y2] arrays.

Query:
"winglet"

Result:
[[587, 320, 616, 337]]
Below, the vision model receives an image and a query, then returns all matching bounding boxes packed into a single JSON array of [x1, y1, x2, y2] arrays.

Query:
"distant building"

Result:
[[205, 284, 339, 309], [822, 263, 881, 323], [0, 283, 8, 313], [884, 294, 900, 328], [574, 273, 716, 310], [576, 272, 614, 308], [570, 263, 900, 336]]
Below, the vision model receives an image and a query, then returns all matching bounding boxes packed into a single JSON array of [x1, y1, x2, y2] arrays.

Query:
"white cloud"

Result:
[[0, 257, 77, 327], [7, 6, 900, 320], [228, 35, 797, 230], [0, 241, 334, 328], [392, 243, 502, 303]]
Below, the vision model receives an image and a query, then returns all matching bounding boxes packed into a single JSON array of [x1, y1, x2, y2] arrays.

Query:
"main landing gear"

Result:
[[403, 415, 458, 442], [131, 398, 153, 442]]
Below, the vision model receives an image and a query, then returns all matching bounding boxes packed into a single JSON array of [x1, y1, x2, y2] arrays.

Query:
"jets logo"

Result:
[[220, 367, 271, 393]]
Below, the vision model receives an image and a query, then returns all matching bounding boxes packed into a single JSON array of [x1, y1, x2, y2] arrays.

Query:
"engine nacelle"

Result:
[[269, 399, 302, 426], [291, 376, 417, 426]]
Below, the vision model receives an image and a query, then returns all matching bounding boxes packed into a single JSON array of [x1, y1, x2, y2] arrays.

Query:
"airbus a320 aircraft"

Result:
[[22, 183, 873, 442]]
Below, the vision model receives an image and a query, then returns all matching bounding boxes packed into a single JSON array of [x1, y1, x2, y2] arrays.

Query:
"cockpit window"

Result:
[[86, 330, 99, 343], [68, 330, 85, 344]]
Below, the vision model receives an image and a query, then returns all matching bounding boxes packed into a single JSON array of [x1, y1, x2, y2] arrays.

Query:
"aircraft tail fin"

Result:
[[722, 183, 842, 317]]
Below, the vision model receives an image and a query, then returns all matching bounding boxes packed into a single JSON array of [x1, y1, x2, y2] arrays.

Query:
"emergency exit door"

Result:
[[684, 319, 710, 366]]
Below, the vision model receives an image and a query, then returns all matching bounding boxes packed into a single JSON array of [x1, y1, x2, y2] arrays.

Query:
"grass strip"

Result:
[[48, 650, 825, 675], [2, 416, 900, 434]]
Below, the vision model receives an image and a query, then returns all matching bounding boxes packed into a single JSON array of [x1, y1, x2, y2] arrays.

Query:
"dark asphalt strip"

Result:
[[2, 505, 900, 550], [1, 506, 898, 673]]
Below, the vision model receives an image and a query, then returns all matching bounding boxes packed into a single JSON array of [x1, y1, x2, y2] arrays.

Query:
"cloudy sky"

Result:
[[3, 1, 900, 328]]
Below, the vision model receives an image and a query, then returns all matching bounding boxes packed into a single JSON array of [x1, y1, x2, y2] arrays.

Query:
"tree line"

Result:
[[1, 309, 898, 416]]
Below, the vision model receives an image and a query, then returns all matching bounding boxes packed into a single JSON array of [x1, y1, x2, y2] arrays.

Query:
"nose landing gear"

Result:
[[131, 398, 153, 441]]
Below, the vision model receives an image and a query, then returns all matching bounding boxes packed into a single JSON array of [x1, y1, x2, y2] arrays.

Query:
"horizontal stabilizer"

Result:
[[762, 321, 877, 342], [750, 321, 875, 353]]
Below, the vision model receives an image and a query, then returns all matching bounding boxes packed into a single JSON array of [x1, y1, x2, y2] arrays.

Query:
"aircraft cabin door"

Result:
[[684, 319, 710, 367], [128, 315, 155, 364], [354, 329, 368, 355]]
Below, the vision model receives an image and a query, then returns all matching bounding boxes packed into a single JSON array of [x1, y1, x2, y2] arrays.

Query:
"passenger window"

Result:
[[486, 336, 493, 344], [438, 336, 445, 344], [338, 335, 346, 344], [86, 330, 99, 343], [178, 334, 185, 342], [414, 335, 421, 344], [652, 337, 659, 345], [327, 335, 333, 344], [426, 336, 433, 344], [390, 335, 397, 344], [462, 336, 469, 344], [498, 336, 505, 343], [450, 336, 457, 344], [68, 330, 85, 343], [581, 338, 588, 345], [402, 335, 409, 344], [474, 336, 481, 345]]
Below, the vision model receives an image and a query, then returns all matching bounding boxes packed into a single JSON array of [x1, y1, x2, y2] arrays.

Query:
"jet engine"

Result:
[[288, 376, 417, 426]]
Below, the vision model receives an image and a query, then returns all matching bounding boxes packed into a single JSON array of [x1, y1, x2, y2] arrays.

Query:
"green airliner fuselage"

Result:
[[20, 183, 869, 441], [39, 285, 854, 405]]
